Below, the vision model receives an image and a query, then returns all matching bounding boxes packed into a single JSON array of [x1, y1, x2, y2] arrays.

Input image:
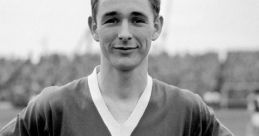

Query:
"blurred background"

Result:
[[1, 0, 259, 136]]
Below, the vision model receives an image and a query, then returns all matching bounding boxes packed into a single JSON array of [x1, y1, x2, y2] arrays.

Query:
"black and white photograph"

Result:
[[0, 0, 259, 135]]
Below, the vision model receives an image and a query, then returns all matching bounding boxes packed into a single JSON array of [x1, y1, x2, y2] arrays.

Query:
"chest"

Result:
[[104, 97, 138, 124], [57, 103, 198, 136]]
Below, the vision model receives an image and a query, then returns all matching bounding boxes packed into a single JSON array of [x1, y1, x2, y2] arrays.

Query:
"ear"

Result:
[[88, 16, 99, 41], [152, 16, 164, 41]]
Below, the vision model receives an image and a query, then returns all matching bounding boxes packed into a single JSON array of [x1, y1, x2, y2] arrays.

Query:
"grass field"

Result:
[[215, 109, 250, 136], [0, 107, 250, 136]]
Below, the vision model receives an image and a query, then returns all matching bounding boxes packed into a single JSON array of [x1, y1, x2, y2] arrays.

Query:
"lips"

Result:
[[113, 46, 138, 50]]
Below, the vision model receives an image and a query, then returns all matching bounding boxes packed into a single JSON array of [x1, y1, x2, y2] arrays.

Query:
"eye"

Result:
[[132, 17, 146, 24], [104, 18, 119, 24]]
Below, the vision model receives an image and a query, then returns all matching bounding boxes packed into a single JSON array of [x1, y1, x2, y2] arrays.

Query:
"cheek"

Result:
[[98, 28, 117, 44], [136, 26, 153, 39], [135, 29, 153, 46]]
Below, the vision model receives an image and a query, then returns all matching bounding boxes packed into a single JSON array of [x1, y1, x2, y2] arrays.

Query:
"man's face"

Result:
[[90, 0, 162, 71]]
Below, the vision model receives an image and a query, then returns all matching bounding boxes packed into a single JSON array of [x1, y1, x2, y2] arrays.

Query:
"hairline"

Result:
[[91, 0, 160, 22]]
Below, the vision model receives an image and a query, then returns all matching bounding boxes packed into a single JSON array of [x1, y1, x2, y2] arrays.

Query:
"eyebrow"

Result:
[[131, 12, 148, 20], [102, 11, 118, 18], [103, 11, 146, 17], [131, 12, 147, 17]]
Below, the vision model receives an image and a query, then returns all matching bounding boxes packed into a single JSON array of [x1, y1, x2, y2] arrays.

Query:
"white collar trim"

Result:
[[88, 67, 153, 136]]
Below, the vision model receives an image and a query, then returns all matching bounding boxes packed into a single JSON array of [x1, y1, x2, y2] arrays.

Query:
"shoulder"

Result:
[[0, 77, 92, 136], [152, 79, 203, 109], [29, 77, 91, 113], [40, 77, 89, 99], [152, 79, 233, 135]]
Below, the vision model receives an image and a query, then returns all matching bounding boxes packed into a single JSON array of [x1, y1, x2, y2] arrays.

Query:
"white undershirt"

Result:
[[88, 67, 153, 136]]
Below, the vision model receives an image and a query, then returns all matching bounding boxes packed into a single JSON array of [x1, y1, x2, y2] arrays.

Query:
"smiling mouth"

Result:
[[113, 47, 138, 50]]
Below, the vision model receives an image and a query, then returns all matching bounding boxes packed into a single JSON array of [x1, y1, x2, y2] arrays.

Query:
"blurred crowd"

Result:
[[0, 51, 259, 108]]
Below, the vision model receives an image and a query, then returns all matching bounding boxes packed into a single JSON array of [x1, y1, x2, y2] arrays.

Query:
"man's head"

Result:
[[91, 0, 161, 22], [88, 0, 163, 71]]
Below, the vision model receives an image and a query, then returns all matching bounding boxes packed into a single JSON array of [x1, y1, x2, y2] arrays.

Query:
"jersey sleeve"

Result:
[[0, 100, 47, 136], [194, 94, 234, 136], [0, 87, 61, 136]]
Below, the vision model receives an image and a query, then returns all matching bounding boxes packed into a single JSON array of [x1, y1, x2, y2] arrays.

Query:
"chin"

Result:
[[114, 63, 137, 72], [109, 56, 146, 72], [112, 59, 141, 72]]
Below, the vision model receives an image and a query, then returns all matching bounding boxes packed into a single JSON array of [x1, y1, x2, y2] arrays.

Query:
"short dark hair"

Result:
[[91, 0, 160, 22]]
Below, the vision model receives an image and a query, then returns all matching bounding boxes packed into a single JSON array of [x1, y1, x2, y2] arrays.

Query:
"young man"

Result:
[[0, 0, 233, 135]]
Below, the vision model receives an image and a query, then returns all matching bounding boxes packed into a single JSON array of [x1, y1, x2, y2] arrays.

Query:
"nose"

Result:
[[118, 20, 132, 41]]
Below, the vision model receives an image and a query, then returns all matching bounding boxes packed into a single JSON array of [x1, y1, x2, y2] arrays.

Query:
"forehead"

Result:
[[97, 0, 153, 17]]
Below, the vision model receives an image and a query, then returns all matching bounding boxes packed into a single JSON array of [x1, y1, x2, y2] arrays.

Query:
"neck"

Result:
[[98, 62, 148, 101]]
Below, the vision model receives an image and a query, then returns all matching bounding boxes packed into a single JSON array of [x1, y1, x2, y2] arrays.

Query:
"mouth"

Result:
[[113, 46, 138, 50]]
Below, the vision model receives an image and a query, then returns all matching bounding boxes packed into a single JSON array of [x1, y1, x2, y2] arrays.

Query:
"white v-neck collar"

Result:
[[88, 67, 153, 136]]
